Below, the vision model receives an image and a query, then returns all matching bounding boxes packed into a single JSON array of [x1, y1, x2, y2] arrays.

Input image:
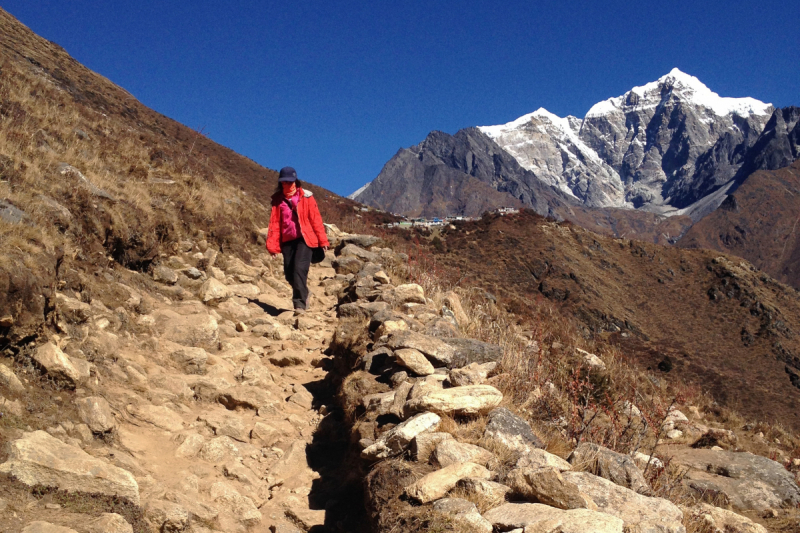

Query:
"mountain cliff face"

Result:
[[353, 128, 576, 218], [354, 69, 791, 224]]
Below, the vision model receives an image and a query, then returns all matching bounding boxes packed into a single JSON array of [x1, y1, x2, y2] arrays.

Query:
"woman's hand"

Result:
[[322, 246, 329, 252], [270, 252, 278, 258]]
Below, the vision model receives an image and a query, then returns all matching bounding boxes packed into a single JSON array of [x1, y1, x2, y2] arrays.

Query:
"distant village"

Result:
[[360, 206, 520, 229]]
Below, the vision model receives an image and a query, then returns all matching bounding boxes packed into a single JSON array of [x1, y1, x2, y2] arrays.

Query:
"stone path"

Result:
[[0, 238, 353, 533]]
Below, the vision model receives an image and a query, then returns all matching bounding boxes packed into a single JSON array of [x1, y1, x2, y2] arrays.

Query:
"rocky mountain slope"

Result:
[[354, 68, 788, 220], [393, 210, 800, 431]]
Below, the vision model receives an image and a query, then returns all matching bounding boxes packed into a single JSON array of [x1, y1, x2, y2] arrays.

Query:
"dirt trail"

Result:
[[0, 246, 362, 533]]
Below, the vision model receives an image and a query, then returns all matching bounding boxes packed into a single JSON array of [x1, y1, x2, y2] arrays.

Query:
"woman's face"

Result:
[[282, 181, 296, 195]]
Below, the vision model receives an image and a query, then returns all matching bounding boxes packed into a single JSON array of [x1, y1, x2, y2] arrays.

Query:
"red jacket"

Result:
[[266, 187, 330, 255]]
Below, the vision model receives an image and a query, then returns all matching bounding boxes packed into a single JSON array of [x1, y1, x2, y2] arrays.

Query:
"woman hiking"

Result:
[[266, 167, 330, 314]]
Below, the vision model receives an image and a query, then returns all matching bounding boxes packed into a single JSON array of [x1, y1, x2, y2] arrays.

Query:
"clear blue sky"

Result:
[[4, 1, 798, 196]]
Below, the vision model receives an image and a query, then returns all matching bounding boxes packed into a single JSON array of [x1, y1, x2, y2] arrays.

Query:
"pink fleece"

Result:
[[279, 192, 302, 242]]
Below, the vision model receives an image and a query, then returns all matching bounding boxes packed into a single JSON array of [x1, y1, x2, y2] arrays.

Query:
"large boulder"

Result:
[[484, 407, 544, 453], [690, 503, 767, 533], [568, 442, 650, 494], [404, 385, 503, 417], [339, 244, 381, 263], [75, 396, 116, 434], [32, 343, 90, 387], [340, 234, 382, 248], [562, 471, 685, 533], [332, 256, 364, 275], [507, 466, 597, 510], [484, 503, 624, 533], [387, 330, 456, 366], [0, 431, 139, 504], [667, 448, 800, 511], [404, 461, 491, 503]]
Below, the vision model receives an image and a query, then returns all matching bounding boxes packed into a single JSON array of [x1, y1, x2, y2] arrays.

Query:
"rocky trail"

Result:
[[1, 225, 800, 533], [0, 227, 370, 533]]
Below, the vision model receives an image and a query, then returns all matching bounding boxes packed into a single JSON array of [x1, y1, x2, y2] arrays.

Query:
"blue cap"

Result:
[[278, 167, 297, 182]]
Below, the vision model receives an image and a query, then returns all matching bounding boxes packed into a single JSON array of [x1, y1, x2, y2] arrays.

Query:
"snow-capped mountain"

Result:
[[478, 108, 625, 208], [353, 69, 792, 222], [479, 68, 773, 214]]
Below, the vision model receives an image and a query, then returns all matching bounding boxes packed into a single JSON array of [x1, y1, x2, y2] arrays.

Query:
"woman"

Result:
[[266, 167, 330, 313]]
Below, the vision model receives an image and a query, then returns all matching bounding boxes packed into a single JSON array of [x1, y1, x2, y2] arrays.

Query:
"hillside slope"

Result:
[[680, 159, 800, 289], [0, 8, 383, 346], [401, 210, 800, 429]]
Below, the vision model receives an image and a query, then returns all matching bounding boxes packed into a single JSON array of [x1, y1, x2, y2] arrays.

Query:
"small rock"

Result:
[[448, 361, 496, 386], [88, 513, 134, 533], [75, 396, 116, 434], [518, 448, 572, 471], [0, 315, 14, 328], [175, 433, 205, 458], [184, 267, 203, 280], [404, 461, 491, 503], [210, 481, 262, 526], [456, 477, 511, 503], [361, 412, 441, 460], [153, 266, 179, 285], [394, 348, 435, 376], [381, 283, 426, 305], [484, 407, 544, 454], [198, 411, 250, 442], [199, 278, 230, 303], [0, 363, 25, 393], [432, 439, 494, 468], [145, 500, 189, 532], [32, 343, 90, 387], [432, 498, 492, 533], [251, 422, 281, 447], [410, 432, 452, 463]]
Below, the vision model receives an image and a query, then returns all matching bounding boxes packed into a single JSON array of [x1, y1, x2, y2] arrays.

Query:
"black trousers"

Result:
[[281, 238, 312, 310]]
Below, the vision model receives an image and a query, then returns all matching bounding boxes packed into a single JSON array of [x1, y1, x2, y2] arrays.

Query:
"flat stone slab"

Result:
[[666, 448, 800, 511], [484, 503, 624, 533], [404, 384, 503, 417], [387, 330, 455, 366], [0, 431, 139, 505], [563, 471, 685, 533]]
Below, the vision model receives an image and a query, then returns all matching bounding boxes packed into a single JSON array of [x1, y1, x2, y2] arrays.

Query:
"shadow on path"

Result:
[[303, 375, 370, 533]]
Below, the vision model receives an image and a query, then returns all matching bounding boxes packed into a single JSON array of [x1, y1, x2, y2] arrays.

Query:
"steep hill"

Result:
[[680, 159, 800, 288], [397, 210, 800, 429], [0, 8, 385, 346]]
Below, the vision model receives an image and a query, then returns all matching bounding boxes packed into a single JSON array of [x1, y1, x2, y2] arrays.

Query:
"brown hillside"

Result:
[[0, 8, 390, 344], [400, 210, 800, 429], [679, 160, 800, 289]]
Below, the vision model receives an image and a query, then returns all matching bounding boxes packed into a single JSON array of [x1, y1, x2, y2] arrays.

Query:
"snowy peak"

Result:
[[586, 68, 772, 118]]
